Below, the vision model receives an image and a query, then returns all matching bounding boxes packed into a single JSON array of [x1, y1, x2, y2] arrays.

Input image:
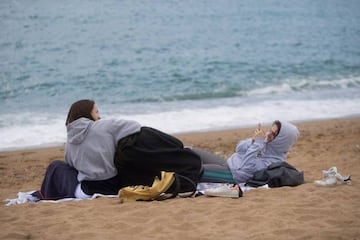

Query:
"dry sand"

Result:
[[1, 117, 359, 240]]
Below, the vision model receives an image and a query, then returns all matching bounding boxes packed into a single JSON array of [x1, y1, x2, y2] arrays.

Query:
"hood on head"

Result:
[[67, 118, 93, 144], [265, 121, 300, 159]]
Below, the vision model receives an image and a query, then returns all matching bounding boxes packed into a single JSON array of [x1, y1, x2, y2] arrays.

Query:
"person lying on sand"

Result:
[[195, 120, 300, 184]]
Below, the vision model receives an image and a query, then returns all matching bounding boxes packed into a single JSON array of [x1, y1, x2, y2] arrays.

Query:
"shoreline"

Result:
[[1, 115, 359, 154]]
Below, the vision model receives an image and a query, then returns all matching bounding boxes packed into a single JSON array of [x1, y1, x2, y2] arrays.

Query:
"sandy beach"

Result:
[[1, 117, 359, 240]]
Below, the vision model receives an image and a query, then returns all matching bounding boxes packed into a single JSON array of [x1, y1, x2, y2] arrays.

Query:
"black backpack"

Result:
[[246, 162, 304, 188]]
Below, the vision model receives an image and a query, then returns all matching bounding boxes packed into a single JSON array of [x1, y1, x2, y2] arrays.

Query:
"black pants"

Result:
[[81, 174, 123, 195], [115, 127, 203, 192]]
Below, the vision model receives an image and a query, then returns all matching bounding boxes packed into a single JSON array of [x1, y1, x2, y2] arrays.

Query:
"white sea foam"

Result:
[[119, 98, 360, 134], [1, 96, 359, 151], [246, 77, 360, 96]]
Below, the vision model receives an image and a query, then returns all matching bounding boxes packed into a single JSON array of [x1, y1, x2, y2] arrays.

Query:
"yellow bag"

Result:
[[119, 171, 175, 201]]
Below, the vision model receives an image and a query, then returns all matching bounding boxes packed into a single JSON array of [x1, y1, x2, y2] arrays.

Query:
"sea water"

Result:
[[1, 0, 360, 151]]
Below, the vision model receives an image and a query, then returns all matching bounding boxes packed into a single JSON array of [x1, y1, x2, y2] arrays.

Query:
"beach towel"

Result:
[[4, 191, 117, 206]]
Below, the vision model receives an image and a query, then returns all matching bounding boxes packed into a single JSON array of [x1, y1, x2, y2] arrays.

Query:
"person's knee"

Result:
[[48, 160, 66, 168]]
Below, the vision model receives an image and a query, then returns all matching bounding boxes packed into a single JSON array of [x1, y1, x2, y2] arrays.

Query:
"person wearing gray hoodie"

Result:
[[197, 120, 300, 184], [31, 99, 142, 200], [65, 107, 141, 183], [33, 99, 202, 200], [227, 120, 300, 183]]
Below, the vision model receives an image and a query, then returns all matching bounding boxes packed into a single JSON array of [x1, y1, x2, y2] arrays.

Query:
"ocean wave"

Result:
[[247, 77, 360, 96], [126, 77, 360, 103]]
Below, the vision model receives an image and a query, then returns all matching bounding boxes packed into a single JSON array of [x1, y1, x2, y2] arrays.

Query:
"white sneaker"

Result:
[[322, 166, 338, 178], [336, 174, 352, 185], [314, 166, 352, 187], [204, 184, 242, 198], [314, 176, 338, 186]]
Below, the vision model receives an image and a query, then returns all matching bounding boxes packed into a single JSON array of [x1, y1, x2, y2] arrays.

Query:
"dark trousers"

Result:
[[190, 147, 235, 183], [115, 127, 203, 192], [33, 160, 78, 200], [34, 160, 124, 199]]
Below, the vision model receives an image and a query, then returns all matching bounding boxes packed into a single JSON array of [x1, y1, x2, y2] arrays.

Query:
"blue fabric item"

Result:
[[33, 160, 79, 200], [201, 169, 235, 184]]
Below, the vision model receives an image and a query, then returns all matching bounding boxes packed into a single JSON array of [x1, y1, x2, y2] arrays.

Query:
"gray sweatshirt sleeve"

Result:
[[107, 119, 142, 142], [235, 139, 252, 153], [240, 138, 265, 163]]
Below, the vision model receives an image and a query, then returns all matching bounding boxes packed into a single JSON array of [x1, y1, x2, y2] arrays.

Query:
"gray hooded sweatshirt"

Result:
[[227, 121, 300, 184], [65, 117, 141, 181]]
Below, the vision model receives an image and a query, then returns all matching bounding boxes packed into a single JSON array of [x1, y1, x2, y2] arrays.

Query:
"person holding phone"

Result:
[[196, 120, 299, 184]]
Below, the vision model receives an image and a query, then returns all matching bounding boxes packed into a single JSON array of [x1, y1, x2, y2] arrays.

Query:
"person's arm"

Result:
[[64, 145, 72, 166], [241, 138, 265, 162], [235, 126, 266, 153], [235, 139, 252, 153], [235, 126, 266, 157], [101, 119, 141, 142]]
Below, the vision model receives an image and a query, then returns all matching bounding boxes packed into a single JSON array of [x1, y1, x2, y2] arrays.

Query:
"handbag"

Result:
[[119, 171, 197, 201]]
